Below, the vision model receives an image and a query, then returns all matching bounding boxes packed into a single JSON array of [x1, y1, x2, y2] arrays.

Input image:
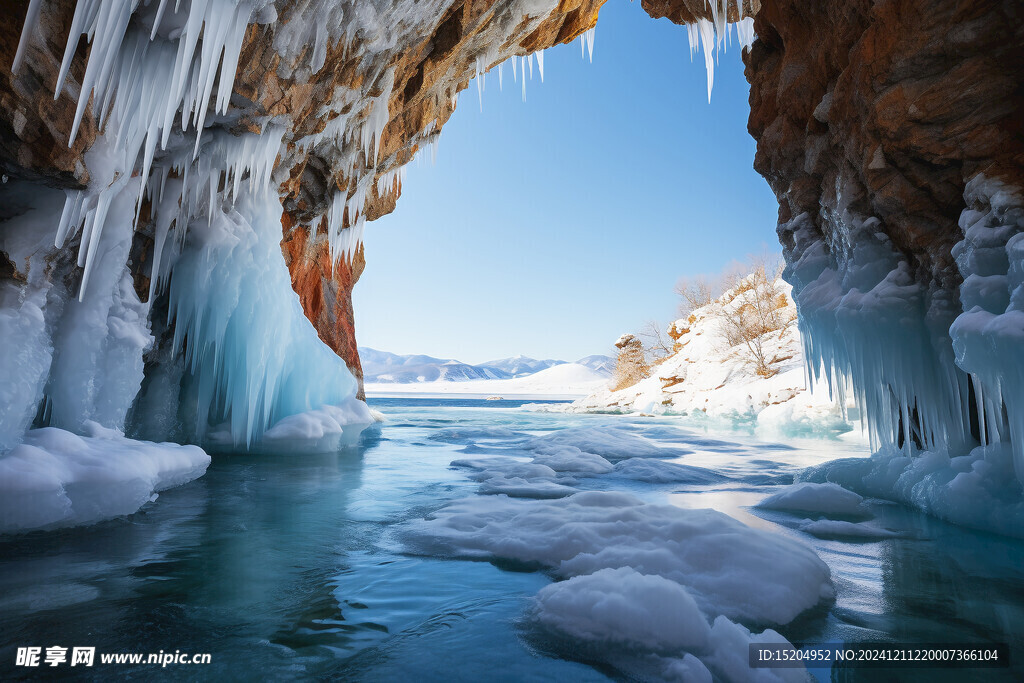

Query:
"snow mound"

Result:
[[756, 482, 865, 516], [0, 423, 210, 534], [405, 491, 833, 626], [799, 444, 1024, 539], [532, 567, 711, 652]]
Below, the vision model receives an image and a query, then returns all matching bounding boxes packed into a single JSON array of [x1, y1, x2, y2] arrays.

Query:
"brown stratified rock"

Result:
[[0, 0, 96, 187], [280, 212, 365, 399], [744, 0, 1024, 288]]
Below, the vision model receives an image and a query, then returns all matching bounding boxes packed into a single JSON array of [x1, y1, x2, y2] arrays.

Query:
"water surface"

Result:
[[1, 398, 1021, 681]]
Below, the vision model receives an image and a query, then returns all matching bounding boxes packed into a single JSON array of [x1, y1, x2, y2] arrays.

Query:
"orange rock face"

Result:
[[280, 213, 366, 399], [0, 0, 96, 186], [745, 0, 1024, 288]]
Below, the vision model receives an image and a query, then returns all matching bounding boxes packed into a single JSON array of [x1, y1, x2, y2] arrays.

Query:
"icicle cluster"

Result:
[[782, 208, 974, 458], [685, 1, 757, 102], [8, 0, 369, 448]]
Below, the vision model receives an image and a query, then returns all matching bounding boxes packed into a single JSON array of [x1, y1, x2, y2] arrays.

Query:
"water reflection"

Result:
[[0, 402, 1021, 681]]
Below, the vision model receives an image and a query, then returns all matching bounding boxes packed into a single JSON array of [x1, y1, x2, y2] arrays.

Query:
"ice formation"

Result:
[[782, 174, 1024, 487], [799, 443, 1024, 539], [2, 0, 377, 461]]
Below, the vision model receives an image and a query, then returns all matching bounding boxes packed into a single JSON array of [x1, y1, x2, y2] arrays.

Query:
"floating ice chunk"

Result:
[[0, 423, 209, 534], [527, 444, 614, 474], [614, 458, 727, 485], [798, 519, 902, 540], [532, 567, 711, 652], [757, 482, 865, 516], [701, 616, 806, 683], [479, 477, 577, 499], [405, 490, 833, 625], [524, 425, 681, 462], [432, 426, 526, 443]]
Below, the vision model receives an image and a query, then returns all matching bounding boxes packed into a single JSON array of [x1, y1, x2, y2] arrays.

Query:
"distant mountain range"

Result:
[[358, 348, 614, 384]]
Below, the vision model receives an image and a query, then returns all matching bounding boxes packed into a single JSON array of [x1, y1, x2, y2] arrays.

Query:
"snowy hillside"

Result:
[[365, 363, 609, 398], [561, 276, 855, 438]]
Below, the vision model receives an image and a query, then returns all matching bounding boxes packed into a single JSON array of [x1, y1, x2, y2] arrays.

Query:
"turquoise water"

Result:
[[1, 398, 1022, 681]]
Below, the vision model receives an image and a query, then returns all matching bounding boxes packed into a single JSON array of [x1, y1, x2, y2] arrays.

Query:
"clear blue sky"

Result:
[[354, 0, 779, 364]]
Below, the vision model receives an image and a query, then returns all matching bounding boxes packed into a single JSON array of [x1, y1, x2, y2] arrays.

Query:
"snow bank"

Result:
[[0, 423, 209, 534], [406, 491, 833, 625], [799, 444, 1024, 539], [756, 482, 866, 516]]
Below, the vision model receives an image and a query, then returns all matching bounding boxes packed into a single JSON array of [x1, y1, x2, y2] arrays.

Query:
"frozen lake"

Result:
[[1, 398, 1021, 681]]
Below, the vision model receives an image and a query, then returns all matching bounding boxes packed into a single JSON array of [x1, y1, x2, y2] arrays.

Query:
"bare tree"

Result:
[[639, 320, 673, 362], [611, 334, 650, 391], [674, 276, 716, 317], [717, 259, 794, 377]]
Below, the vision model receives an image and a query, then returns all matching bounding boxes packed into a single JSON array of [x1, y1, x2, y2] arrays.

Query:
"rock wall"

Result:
[[747, 0, 1023, 291], [744, 0, 1023, 462]]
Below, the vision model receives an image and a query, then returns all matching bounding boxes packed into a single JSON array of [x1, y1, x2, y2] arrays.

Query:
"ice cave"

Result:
[[0, 0, 1021, 680]]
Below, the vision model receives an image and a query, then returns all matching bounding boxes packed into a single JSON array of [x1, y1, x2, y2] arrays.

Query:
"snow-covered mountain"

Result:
[[365, 363, 609, 398], [359, 348, 613, 384], [477, 355, 565, 378], [574, 355, 617, 375]]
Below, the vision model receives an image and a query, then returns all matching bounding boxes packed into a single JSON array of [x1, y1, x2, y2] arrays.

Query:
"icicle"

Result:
[[475, 57, 484, 112], [581, 27, 595, 63], [736, 17, 756, 52], [498, 62, 503, 91], [521, 56, 527, 102], [12, 0, 44, 75], [536, 50, 544, 82], [697, 19, 716, 103]]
